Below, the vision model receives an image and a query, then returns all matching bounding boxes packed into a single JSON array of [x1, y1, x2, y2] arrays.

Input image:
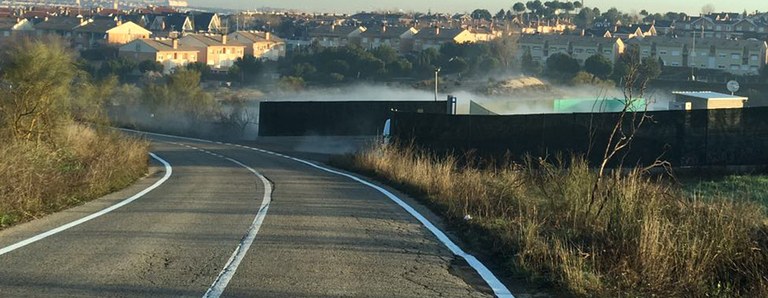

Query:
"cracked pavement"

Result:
[[0, 136, 494, 297]]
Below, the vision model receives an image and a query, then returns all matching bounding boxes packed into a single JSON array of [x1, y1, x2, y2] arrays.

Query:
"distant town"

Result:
[[0, 0, 766, 90]]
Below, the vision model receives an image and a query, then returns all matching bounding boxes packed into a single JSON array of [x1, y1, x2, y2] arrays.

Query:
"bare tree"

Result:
[[586, 52, 663, 217], [701, 4, 716, 15]]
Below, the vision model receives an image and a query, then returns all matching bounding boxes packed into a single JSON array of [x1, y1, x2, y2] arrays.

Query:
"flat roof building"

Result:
[[671, 91, 748, 110]]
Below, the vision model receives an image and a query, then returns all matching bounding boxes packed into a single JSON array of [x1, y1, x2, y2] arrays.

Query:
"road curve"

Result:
[[0, 133, 507, 297]]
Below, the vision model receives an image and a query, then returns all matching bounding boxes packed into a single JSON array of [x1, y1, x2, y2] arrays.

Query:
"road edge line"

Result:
[[0, 153, 173, 256], [197, 153, 273, 298], [121, 129, 513, 298]]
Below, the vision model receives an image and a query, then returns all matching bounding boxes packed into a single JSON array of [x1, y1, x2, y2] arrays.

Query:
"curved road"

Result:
[[0, 133, 510, 297]]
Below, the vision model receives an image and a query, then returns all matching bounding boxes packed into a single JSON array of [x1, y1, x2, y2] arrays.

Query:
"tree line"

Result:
[[279, 37, 519, 85], [522, 46, 662, 86]]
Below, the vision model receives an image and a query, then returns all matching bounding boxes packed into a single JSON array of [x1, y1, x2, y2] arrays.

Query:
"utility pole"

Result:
[[434, 67, 440, 101], [691, 26, 696, 81]]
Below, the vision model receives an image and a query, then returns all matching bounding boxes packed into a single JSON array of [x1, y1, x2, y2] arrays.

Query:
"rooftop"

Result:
[[672, 91, 748, 100]]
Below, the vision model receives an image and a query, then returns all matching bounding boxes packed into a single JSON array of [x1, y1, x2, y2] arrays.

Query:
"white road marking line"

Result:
[[0, 153, 173, 256], [168, 142, 272, 298], [120, 129, 514, 297], [278, 156, 514, 298], [203, 157, 272, 298]]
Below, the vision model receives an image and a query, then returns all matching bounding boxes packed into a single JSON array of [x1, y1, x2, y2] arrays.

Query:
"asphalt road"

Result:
[[0, 134, 504, 297]]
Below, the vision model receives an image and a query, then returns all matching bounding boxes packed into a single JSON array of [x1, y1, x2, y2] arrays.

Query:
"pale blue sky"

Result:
[[191, 0, 766, 15]]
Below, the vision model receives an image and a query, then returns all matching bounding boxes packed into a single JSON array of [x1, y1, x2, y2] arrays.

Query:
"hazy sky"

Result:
[[190, 0, 766, 15]]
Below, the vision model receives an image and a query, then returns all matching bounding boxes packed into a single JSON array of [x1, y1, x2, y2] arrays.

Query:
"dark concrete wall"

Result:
[[258, 100, 447, 136], [391, 107, 768, 167]]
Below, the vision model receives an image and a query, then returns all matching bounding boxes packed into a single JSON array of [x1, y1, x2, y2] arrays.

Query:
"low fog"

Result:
[[247, 79, 675, 116]]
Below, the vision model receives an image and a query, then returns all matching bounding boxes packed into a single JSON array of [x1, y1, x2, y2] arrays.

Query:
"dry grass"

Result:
[[0, 123, 148, 228], [343, 143, 768, 297]]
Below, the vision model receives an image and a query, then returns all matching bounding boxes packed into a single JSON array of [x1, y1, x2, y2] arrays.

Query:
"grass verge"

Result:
[[685, 175, 768, 208], [0, 123, 148, 229], [334, 143, 768, 297]]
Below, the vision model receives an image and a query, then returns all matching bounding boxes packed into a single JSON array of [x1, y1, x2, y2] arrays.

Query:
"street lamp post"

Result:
[[434, 67, 441, 101]]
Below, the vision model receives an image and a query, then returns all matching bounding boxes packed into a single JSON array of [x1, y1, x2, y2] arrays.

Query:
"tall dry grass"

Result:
[[344, 143, 768, 296], [0, 123, 148, 228]]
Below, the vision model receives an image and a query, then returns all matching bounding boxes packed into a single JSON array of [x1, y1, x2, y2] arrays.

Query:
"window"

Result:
[[751, 55, 758, 61], [716, 25, 722, 31], [718, 65, 726, 69], [730, 64, 739, 70], [731, 53, 740, 59], [642, 50, 649, 54], [575, 48, 584, 53], [672, 50, 680, 56], [659, 50, 667, 55], [532, 46, 541, 50], [604, 50, 612, 54], [3, 31, 9, 37], [671, 62, 680, 66], [587, 49, 595, 54], [719, 53, 726, 58]]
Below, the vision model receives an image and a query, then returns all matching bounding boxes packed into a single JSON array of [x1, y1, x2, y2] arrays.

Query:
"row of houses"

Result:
[[517, 34, 768, 76], [676, 15, 768, 40], [0, 11, 223, 45], [303, 24, 501, 53], [118, 31, 285, 73]]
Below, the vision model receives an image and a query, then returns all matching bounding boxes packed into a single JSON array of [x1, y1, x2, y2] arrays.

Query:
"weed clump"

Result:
[[345, 143, 768, 296]]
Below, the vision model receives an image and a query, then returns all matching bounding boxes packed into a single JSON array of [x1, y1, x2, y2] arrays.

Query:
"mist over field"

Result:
[[254, 79, 672, 115]]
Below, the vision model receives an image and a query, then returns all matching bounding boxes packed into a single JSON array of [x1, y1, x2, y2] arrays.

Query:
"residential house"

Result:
[[732, 19, 768, 39], [34, 16, 81, 38], [192, 12, 222, 33], [228, 30, 286, 60], [179, 34, 246, 70], [0, 18, 35, 40], [411, 27, 482, 52], [653, 20, 675, 36], [358, 26, 417, 53], [119, 38, 198, 73], [122, 14, 153, 28], [349, 12, 405, 27], [705, 13, 743, 22], [149, 14, 194, 37], [106, 21, 152, 45], [468, 27, 501, 42], [676, 14, 768, 40], [308, 24, 366, 47], [603, 24, 657, 39], [72, 18, 118, 49], [625, 36, 768, 76], [95, 8, 121, 18], [677, 16, 744, 39], [520, 18, 577, 34], [516, 35, 626, 66]]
